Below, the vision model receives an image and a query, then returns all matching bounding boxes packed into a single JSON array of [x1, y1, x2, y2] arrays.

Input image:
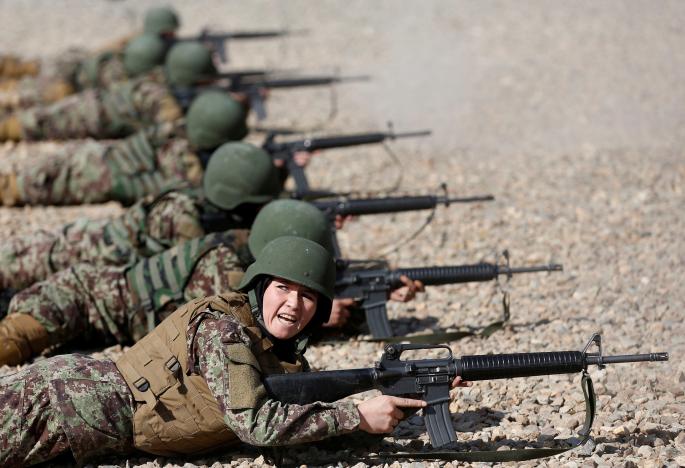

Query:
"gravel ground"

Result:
[[1, 1, 684, 467]]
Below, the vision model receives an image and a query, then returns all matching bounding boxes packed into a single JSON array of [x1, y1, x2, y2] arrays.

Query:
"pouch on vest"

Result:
[[224, 342, 267, 409]]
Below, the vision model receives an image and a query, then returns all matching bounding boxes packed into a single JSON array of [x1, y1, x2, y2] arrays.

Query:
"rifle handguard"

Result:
[[391, 264, 499, 287], [458, 351, 584, 381]]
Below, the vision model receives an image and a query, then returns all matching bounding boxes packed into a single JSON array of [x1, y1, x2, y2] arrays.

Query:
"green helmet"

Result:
[[248, 200, 332, 258], [165, 41, 216, 86], [186, 91, 248, 149], [240, 236, 335, 301], [143, 6, 180, 35], [123, 34, 168, 76], [203, 142, 281, 210]]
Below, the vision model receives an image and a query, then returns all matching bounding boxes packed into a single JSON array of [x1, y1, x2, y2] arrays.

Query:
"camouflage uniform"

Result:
[[6, 231, 251, 350], [0, 52, 127, 111], [0, 140, 278, 293], [12, 67, 182, 141], [0, 294, 360, 466], [0, 189, 205, 292], [0, 54, 40, 79], [0, 354, 135, 467], [9, 121, 204, 206]]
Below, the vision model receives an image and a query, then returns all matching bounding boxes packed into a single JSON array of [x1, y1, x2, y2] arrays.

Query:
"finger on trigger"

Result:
[[392, 396, 426, 407]]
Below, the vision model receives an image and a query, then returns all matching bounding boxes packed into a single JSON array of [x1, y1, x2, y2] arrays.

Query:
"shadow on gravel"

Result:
[[452, 408, 507, 432]]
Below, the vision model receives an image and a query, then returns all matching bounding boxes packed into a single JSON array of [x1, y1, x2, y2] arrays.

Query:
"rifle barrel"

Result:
[[391, 130, 432, 139], [244, 75, 369, 89], [224, 30, 291, 39], [586, 353, 669, 365], [441, 195, 495, 204], [500, 264, 563, 275]]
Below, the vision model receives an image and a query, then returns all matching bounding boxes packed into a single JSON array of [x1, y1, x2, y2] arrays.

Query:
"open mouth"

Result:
[[277, 313, 298, 325]]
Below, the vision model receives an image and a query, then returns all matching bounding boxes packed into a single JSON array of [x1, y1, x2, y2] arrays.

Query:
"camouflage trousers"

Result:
[[0, 75, 75, 111], [8, 263, 137, 348], [0, 217, 129, 291], [17, 88, 106, 141], [0, 354, 135, 467]]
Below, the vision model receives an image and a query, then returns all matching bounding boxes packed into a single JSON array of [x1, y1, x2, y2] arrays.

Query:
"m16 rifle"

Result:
[[335, 258, 562, 338], [174, 74, 369, 117], [235, 74, 370, 120], [311, 192, 495, 257], [264, 335, 668, 461], [177, 28, 302, 63], [198, 191, 491, 238], [262, 129, 431, 198]]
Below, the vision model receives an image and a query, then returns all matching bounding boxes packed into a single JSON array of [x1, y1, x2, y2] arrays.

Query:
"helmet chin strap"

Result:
[[248, 288, 262, 320]]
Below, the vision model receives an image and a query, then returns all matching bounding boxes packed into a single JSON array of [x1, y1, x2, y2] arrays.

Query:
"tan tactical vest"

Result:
[[115, 293, 302, 456]]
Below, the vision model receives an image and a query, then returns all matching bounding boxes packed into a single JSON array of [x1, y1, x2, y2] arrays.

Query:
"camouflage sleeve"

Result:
[[191, 316, 361, 446], [146, 192, 204, 245], [96, 55, 128, 88], [155, 138, 204, 187], [132, 79, 182, 125], [183, 241, 249, 301]]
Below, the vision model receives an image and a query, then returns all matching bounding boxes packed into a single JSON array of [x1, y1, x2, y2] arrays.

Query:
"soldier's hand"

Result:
[[357, 396, 426, 433], [389, 275, 424, 303], [335, 214, 355, 229], [228, 91, 251, 111], [273, 151, 317, 168], [293, 150, 319, 167], [322, 298, 355, 328], [451, 375, 472, 389]]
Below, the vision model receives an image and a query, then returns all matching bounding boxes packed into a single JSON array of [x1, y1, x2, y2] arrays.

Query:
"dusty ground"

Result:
[[1, 1, 684, 467]]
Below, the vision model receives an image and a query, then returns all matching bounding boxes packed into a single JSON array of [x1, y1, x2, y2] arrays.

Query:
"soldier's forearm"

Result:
[[224, 399, 360, 446]]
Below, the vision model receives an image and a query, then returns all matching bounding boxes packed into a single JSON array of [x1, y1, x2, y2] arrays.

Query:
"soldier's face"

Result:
[[262, 277, 318, 339]]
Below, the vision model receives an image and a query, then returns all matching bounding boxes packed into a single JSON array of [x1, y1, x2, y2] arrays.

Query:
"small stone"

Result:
[[641, 422, 659, 432], [675, 431, 685, 449], [675, 456, 685, 466], [536, 395, 550, 405], [636, 445, 653, 458], [611, 425, 629, 436], [576, 438, 596, 457]]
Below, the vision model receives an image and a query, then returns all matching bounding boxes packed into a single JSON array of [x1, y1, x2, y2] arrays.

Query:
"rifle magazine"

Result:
[[364, 302, 394, 338], [423, 399, 456, 448]]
